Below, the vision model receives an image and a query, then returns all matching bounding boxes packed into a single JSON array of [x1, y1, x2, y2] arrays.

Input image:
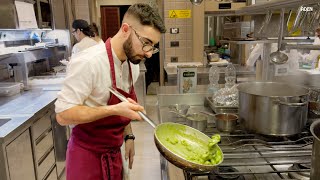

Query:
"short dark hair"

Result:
[[125, 3, 166, 33], [72, 19, 95, 37]]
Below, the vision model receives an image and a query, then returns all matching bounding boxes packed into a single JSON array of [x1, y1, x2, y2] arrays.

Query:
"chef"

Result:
[[55, 3, 166, 180], [71, 19, 98, 55], [90, 22, 105, 46]]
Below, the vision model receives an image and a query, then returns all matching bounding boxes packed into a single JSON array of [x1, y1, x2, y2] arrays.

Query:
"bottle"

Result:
[[225, 63, 236, 89], [208, 65, 220, 94]]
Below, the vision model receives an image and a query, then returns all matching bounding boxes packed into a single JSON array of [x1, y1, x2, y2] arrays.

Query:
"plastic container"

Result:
[[0, 82, 22, 96], [208, 65, 220, 94], [225, 63, 236, 89]]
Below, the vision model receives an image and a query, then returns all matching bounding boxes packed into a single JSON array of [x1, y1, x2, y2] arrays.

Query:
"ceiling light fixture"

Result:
[[190, 0, 203, 5]]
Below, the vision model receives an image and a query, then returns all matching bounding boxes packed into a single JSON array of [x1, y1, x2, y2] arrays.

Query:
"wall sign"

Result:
[[169, 10, 191, 18]]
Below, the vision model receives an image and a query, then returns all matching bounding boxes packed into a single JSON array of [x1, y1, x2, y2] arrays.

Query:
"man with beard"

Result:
[[54, 3, 166, 180]]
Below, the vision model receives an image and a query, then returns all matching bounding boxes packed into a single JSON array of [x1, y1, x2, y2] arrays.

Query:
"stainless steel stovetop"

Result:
[[183, 123, 313, 180], [158, 94, 313, 180]]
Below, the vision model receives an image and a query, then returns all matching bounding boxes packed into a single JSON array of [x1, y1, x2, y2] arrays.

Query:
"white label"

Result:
[[275, 64, 289, 76], [301, 7, 313, 12]]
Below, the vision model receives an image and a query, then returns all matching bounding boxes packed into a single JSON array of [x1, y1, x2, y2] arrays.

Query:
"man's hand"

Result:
[[111, 98, 144, 121], [125, 139, 135, 169]]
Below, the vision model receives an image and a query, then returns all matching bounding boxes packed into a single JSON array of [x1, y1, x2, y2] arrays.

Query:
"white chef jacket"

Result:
[[71, 36, 98, 55], [55, 43, 140, 114]]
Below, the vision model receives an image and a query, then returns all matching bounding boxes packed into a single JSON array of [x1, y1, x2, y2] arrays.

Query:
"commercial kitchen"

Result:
[[0, 0, 320, 180]]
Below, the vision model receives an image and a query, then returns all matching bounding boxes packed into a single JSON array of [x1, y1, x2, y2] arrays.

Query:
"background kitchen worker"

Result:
[[90, 22, 104, 46], [71, 19, 97, 55], [55, 3, 166, 180]]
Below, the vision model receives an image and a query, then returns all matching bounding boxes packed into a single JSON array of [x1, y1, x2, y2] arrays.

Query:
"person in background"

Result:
[[55, 3, 166, 180], [90, 22, 104, 46], [71, 19, 98, 55]]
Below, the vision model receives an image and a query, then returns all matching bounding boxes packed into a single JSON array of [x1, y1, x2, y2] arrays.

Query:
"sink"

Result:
[[0, 118, 11, 127]]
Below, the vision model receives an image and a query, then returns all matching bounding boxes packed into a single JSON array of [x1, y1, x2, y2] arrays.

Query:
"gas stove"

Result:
[[157, 92, 314, 180], [183, 123, 313, 180]]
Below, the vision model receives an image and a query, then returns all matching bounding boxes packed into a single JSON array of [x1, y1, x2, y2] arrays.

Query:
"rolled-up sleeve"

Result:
[[55, 58, 95, 113]]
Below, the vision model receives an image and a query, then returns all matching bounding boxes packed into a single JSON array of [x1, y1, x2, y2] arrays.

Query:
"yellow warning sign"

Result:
[[169, 10, 191, 18]]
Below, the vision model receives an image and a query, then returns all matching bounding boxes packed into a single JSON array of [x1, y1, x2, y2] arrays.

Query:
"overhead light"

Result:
[[190, 0, 203, 5]]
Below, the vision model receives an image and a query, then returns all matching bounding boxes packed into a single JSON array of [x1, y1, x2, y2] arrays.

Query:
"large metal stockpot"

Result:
[[237, 82, 309, 136], [310, 120, 320, 180]]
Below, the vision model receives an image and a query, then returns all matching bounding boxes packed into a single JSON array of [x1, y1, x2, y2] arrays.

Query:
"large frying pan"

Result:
[[108, 88, 224, 172], [154, 122, 223, 172]]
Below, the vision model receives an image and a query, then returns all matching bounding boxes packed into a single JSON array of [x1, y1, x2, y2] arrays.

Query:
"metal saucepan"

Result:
[[108, 88, 223, 172], [170, 111, 208, 132], [186, 113, 208, 132], [200, 111, 238, 132]]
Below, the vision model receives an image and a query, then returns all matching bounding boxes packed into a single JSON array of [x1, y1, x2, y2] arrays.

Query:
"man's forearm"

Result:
[[56, 105, 115, 126], [124, 123, 133, 136]]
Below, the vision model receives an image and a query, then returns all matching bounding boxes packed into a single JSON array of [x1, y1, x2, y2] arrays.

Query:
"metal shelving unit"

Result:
[[237, 0, 319, 15]]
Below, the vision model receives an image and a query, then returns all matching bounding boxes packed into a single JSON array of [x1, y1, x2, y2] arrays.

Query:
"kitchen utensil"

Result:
[[257, 10, 272, 36], [215, 113, 238, 132], [290, 6, 307, 35], [154, 123, 223, 172], [169, 110, 193, 125], [168, 104, 190, 117], [185, 113, 208, 132], [108, 87, 157, 128], [109, 87, 224, 171], [168, 104, 190, 122], [270, 8, 288, 64], [207, 53, 220, 62], [170, 111, 208, 131], [200, 111, 238, 132], [237, 82, 309, 136], [310, 120, 320, 180]]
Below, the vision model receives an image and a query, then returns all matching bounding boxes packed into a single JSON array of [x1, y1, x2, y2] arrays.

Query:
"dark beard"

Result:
[[123, 35, 145, 65]]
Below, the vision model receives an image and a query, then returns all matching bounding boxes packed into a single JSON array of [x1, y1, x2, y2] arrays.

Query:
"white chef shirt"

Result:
[[71, 36, 98, 55], [55, 43, 140, 114]]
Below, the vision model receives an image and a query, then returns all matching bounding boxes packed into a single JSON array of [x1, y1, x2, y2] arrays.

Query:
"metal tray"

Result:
[[205, 96, 238, 114]]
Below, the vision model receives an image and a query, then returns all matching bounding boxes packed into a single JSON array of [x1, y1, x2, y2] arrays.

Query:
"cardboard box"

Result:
[[177, 66, 197, 94]]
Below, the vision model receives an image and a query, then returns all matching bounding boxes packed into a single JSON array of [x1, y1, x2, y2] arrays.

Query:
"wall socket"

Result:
[[170, 28, 179, 34], [171, 57, 178, 62], [170, 41, 179, 47]]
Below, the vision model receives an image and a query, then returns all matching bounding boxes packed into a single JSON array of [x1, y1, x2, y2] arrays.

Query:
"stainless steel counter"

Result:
[[0, 89, 58, 142]]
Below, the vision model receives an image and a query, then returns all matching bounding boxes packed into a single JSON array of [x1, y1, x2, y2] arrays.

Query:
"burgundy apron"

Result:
[[66, 38, 137, 180]]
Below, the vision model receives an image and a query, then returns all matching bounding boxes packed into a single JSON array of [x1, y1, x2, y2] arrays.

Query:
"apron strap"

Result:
[[105, 38, 117, 89], [101, 150, 122, 180], [106, 38, 134, 89]]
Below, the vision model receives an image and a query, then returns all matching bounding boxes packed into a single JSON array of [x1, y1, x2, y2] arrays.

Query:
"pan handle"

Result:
[[272, 97, 308, 107], [108, 87, 157, 128], [137, 111, 157, 128], [278, 101, 308, 106]]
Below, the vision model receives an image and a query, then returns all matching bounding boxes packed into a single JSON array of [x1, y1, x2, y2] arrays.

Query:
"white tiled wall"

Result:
[[164, 0, 193, 64]]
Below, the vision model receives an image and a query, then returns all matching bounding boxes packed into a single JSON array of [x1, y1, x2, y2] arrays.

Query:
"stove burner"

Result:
[[209, 167, 245, 180], [288, 163, 310, 180]]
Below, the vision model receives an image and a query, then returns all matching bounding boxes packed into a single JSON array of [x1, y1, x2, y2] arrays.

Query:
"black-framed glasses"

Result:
[[72, 29, 77, 34], [129, 25, 159, 54]]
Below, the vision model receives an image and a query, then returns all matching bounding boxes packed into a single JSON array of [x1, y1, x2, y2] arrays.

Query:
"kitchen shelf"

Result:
[[285, 44, 320, 50], [237, 0, 319, 15], [206, 0, 319, 16], [220, 39, 314, 44]]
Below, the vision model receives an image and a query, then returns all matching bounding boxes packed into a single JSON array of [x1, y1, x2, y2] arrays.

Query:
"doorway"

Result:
[[100, 5, 130, 41]]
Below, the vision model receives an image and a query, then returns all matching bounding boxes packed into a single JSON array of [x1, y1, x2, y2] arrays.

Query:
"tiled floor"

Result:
[[130, 95, 161, 180]]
